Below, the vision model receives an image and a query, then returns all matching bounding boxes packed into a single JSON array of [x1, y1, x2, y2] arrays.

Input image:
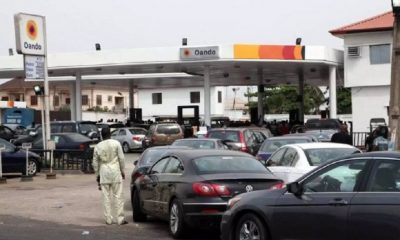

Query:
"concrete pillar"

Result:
[[70, 82, 76, 121], [298, 72, 305, 123], [75, 73, 82, 121], [329, 66, 337, 119], [204, 66, 211, 127], [129, 80, 134, 108]]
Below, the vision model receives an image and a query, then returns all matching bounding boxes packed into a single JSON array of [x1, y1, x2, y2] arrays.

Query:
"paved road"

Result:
[[0, 153, 220, 240]]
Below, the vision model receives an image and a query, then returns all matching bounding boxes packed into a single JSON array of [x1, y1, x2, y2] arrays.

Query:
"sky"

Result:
[[0, 0, 391, 56]]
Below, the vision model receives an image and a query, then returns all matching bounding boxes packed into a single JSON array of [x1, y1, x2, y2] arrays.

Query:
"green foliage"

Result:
[[245, 85, 352, 114], [337, 87, 352, 114]]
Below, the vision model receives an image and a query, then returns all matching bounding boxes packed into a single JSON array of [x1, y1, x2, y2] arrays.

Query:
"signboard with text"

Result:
[[24, 55, 45, 80], [14, 13, 46, 55], [180, 46, 219, 60]]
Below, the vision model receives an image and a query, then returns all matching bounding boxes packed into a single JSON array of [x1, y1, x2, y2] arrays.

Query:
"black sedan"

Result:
[[0, 138, 41, 176], [221, 151, 400, 240], [131, 149, 283, 238]]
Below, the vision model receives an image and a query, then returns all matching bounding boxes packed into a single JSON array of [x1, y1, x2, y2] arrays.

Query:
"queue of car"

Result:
[[126, 123, 400, 240]]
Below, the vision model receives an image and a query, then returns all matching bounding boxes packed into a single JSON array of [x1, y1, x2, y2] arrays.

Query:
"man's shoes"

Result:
[[118, 220, 128, 225]]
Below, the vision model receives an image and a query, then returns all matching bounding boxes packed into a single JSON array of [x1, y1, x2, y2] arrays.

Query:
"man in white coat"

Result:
[[92, 127, 127, 225]]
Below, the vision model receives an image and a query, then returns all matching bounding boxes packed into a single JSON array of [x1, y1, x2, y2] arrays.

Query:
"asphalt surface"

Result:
[[0, 153, 220, 240]]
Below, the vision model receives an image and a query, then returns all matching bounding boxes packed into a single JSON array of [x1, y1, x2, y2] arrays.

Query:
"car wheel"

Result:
[[24, 159, 38, 176], [132, 190, 147, 222], [235, 213, 267, 240], [122, 143, 130, 153], [169, 199, 186, 238]]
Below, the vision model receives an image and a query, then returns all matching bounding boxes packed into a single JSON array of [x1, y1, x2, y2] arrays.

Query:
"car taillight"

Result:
[[192, 182, 230, 197], [132, 136, 141, 141], [79, 144, 85, 151], [269, 182, 285, 190], [239, 132, 248, 152]]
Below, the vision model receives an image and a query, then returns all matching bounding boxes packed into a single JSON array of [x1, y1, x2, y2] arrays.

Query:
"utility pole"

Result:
[[390, 1, 400, 150]]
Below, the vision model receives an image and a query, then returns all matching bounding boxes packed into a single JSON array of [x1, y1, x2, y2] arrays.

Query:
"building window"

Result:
[[190, 91, 200, 103], [218, 91, 222, 103], [108, 95, 113, 102], [96, 95, 102, 106], [66, 98, 70, 105], [53, 95, 59, 107], [370, 44, 390, 65], [1, 96, 9, 101], [152, 93, 162, 104], [30, 96, 38, 106], [82, 95, 89, 105]]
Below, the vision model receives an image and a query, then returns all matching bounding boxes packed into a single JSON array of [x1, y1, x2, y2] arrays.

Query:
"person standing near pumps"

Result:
[[92, 127, 128, 225]]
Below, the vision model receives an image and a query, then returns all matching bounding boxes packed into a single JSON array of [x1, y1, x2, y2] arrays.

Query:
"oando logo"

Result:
[[26, 20, 38, 40]]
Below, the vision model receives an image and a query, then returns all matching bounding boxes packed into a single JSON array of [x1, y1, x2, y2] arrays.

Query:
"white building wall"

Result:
[[344, 31, 392, 88], [342, 31, 392, 132], [138, 87, 225, 119], [351, 86, 389, 132]]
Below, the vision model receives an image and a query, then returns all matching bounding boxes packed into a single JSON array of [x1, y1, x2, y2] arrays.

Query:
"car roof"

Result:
[[349, 151, 400, 159], [174, 138, 220, 142], [266, 136, 312, 140], [285, 142, 357, 150], [208, 128, 247, 131]]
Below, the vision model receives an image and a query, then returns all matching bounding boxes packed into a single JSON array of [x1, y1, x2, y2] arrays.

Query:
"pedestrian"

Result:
[[92, 127, 128, 225], [331, 124, 352, 145]]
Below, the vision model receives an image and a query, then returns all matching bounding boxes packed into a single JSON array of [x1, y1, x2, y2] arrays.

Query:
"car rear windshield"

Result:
[[129, 129, 147, 135], [173, 140, 215, 149], [305, 120, 340, 130], [305, 148, 359, 166], [140, 149, 166, 166], [207, 131, 240, 142], [65, 133, 91, 142], [79, 123, 98, 134], [261, 139, 310, 152], [156, 125, 181, 134], [193, 156, 268, 174]]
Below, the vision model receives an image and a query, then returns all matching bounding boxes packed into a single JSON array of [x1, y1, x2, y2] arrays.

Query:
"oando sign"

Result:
[[180, 46, 219, 60], [14, 13, 46, 56]]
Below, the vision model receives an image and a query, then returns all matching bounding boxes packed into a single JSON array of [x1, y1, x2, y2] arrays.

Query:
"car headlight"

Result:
[[228, 196, 241, 209]]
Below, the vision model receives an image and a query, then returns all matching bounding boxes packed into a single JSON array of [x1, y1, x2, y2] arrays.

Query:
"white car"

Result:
[[266, 142, 361, 183]]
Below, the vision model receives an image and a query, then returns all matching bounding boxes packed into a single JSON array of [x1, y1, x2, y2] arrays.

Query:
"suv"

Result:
[[13, 121, 100, 146], [142, 123, 184, 149], [304, 118, 342, 142], [206, 128, 261, 155]]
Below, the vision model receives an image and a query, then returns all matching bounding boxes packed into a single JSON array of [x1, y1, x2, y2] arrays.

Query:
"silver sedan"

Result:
[[111, 127, 147, 153]]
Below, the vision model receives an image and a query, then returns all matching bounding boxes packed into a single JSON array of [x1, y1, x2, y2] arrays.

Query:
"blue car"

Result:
[[0, 138, 41, 176], [256, 136, 314, 163]]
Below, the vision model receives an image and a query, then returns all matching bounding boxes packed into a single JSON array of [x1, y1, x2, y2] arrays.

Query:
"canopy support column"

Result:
[[75, 73, 82, 121], [204, 66, 211, 127], [257, 69, 264, 126], [329, 66, 337, 119]]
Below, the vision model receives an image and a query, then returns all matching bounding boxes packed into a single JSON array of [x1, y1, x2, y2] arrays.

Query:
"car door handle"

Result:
[[328, 199, 348, 206]]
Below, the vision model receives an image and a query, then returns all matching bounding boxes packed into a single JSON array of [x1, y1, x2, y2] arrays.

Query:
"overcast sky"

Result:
[[0, 0, 391, 55]]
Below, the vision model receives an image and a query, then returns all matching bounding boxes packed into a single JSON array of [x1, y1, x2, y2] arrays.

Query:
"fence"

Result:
[[352, 132, 369, 151], [36, 148, 94, 173]]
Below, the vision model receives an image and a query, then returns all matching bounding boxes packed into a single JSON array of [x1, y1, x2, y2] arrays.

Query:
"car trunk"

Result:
[[268, 166, 316, 183], [199, 173, 282, 197]]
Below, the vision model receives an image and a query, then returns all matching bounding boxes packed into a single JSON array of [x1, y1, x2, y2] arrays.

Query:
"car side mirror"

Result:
[[287, 182, 304, 197]]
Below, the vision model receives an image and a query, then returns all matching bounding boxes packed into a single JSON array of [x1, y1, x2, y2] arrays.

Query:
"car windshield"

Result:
[[305, 148, 359, 166], [261, 139, 310, 152], [306, 120, 340, 130], [156, 125, 181, 134], [207, 131, 240, 142], [129, 128, 147, 135], [193, 156, 268, 174], [172, 140, 215, 149], [80, 123, 98, 134]]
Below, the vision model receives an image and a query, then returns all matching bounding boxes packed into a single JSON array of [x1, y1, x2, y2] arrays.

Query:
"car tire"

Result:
[[169, 199, 186, 239], [132, 190, 147, 222], [235, 213, 267, 240], [23, 159, 38, 176], [122, 143, 130, 153]]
